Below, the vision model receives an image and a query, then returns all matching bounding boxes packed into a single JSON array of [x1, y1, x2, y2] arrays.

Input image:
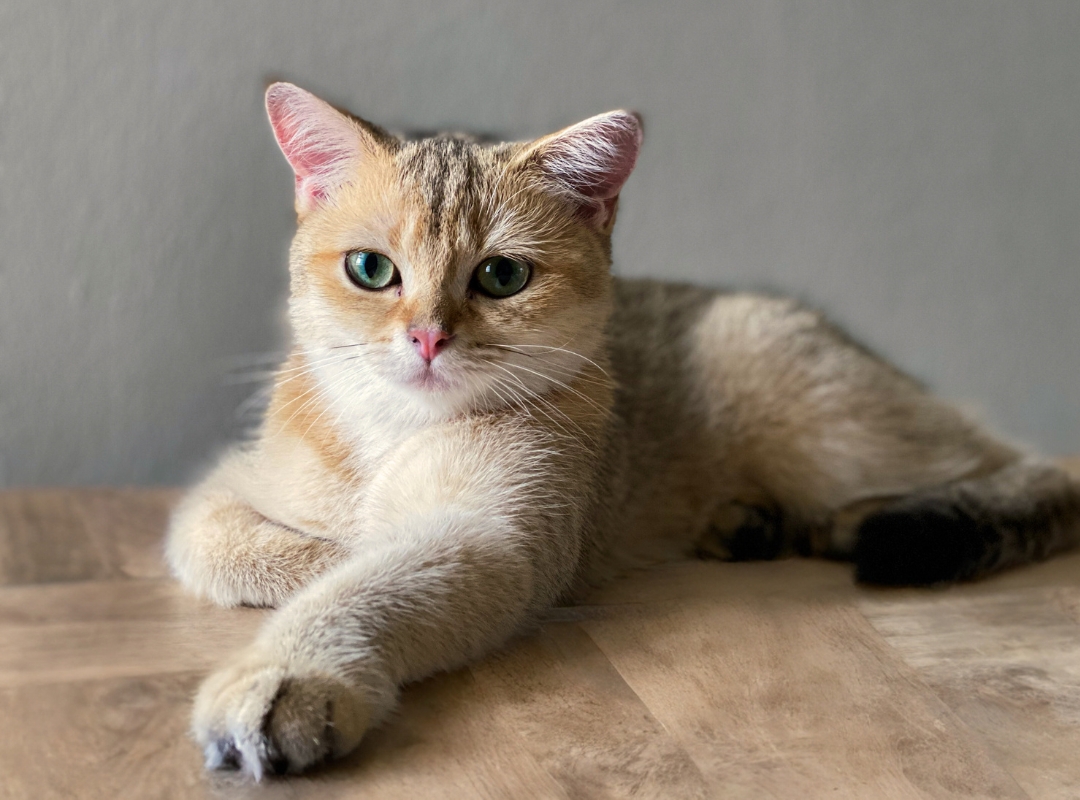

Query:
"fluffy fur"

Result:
[[166, 82, 1080, 778]]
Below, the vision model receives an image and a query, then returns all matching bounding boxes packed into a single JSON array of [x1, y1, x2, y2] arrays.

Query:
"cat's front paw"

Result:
[[193, 653, 371, 779]]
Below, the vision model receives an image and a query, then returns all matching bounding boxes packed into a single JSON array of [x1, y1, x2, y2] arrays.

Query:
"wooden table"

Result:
[[2, 479, 1080, 799]]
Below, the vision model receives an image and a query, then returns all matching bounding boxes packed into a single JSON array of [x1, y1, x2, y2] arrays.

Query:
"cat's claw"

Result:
[[203, 737, 242, 771], [202, 732, 294, 781], [193, 653, 371, 779]]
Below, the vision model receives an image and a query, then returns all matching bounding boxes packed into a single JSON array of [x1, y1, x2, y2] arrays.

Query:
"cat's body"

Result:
[[166, 84, 1080, 778]]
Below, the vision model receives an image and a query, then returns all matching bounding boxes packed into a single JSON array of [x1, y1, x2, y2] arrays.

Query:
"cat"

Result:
[[165, 82, 1080, 779]]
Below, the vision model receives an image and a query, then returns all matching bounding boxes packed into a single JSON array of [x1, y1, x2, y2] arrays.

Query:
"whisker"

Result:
[[488, 365, 595, 444], [497, 361, 609, 417], [220, 347, 362, 383], [215, 351, 290, 371], [482, 342, 610, 377], [490, 378, 574, 444], [475, 351, 609, 389], [233, 384, 273, 421]]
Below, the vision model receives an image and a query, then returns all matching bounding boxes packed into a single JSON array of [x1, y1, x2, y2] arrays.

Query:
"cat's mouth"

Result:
[[406, 363, 453, 392]]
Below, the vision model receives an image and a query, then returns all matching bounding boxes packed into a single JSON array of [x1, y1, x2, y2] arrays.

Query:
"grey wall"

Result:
[[2, 1, 1078, 487]]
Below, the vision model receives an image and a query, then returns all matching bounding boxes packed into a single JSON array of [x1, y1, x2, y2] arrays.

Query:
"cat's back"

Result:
[[606, 277, 887, 480], [608, 278, 820, 407], [608, 278, 719, 398], [606, 277, 924, 507]]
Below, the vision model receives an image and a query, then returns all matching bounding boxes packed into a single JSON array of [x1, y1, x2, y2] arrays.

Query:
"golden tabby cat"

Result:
[[166, 82, 1080, 778]]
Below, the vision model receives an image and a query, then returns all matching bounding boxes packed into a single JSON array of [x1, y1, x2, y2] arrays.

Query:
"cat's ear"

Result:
[[518, 110, 643, 231], [265, 82, 383, 216]]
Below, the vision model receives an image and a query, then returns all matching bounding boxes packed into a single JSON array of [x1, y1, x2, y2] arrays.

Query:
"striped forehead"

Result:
[[395, 136, 511, 255]]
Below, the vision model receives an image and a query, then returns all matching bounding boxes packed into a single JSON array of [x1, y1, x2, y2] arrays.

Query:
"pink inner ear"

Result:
[[265, 83, 360, 207], [539, 111, 643, 204]]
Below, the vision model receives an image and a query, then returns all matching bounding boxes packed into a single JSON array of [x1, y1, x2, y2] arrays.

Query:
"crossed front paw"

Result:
[[193, 652, 372, 779]]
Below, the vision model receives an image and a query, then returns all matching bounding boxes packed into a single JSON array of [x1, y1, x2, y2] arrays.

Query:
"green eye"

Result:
[[345, 251, 398, 290], [473, 257, 531, 298]]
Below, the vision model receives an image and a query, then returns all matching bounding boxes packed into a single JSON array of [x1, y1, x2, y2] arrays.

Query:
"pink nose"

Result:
[[408, 327, 453, 362]]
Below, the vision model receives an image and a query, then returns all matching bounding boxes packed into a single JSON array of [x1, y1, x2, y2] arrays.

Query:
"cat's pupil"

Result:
[[362, 253, 378, 279], [495, 258, 513, 286]]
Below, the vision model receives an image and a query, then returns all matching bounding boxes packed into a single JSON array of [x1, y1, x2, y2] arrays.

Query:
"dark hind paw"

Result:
[[696, 505, 787, 562], [853, 497, 994, 586]]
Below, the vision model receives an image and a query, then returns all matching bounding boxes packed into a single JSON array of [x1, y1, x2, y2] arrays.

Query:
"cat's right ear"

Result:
[[265, 83, 382, 216], [516, 110, 644, 232]]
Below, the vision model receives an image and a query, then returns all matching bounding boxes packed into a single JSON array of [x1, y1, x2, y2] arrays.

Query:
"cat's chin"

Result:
[[404, 367, 454, 393], [393, 369, 514, 419], [393, 368, 480, 415], [395, 385, 486, 421]]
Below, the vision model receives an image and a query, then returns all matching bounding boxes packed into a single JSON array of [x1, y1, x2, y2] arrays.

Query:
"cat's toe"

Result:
[[261, 676, 338, 771], [192, 658, 282, 779]]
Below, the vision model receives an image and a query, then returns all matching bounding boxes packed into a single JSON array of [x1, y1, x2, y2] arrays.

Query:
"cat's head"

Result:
[[265, 83, 642, 419]]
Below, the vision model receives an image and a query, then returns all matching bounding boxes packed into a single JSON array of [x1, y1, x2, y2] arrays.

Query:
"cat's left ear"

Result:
[[517, 110, 643, 232], [265, 82, 386, 216]]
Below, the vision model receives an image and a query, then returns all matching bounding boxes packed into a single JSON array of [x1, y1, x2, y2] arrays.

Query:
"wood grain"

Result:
[[471, 621, 712, 799], [0, 491, 112, 585], [583, 591, 1025, 799], [0, 489, 177, 585], [0, 673, 208, 800], [861, 581, 1080, 800], [3, 486, 1080, 798]]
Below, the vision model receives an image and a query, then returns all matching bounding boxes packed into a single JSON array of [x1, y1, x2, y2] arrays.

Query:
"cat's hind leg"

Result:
[[693, 293, 1080, 585], [166, 468, 347, 608], [850, 459, 1080, 585]]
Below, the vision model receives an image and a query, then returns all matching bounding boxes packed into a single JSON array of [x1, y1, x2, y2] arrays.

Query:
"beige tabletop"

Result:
[[2, 467, 1080, 799]]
